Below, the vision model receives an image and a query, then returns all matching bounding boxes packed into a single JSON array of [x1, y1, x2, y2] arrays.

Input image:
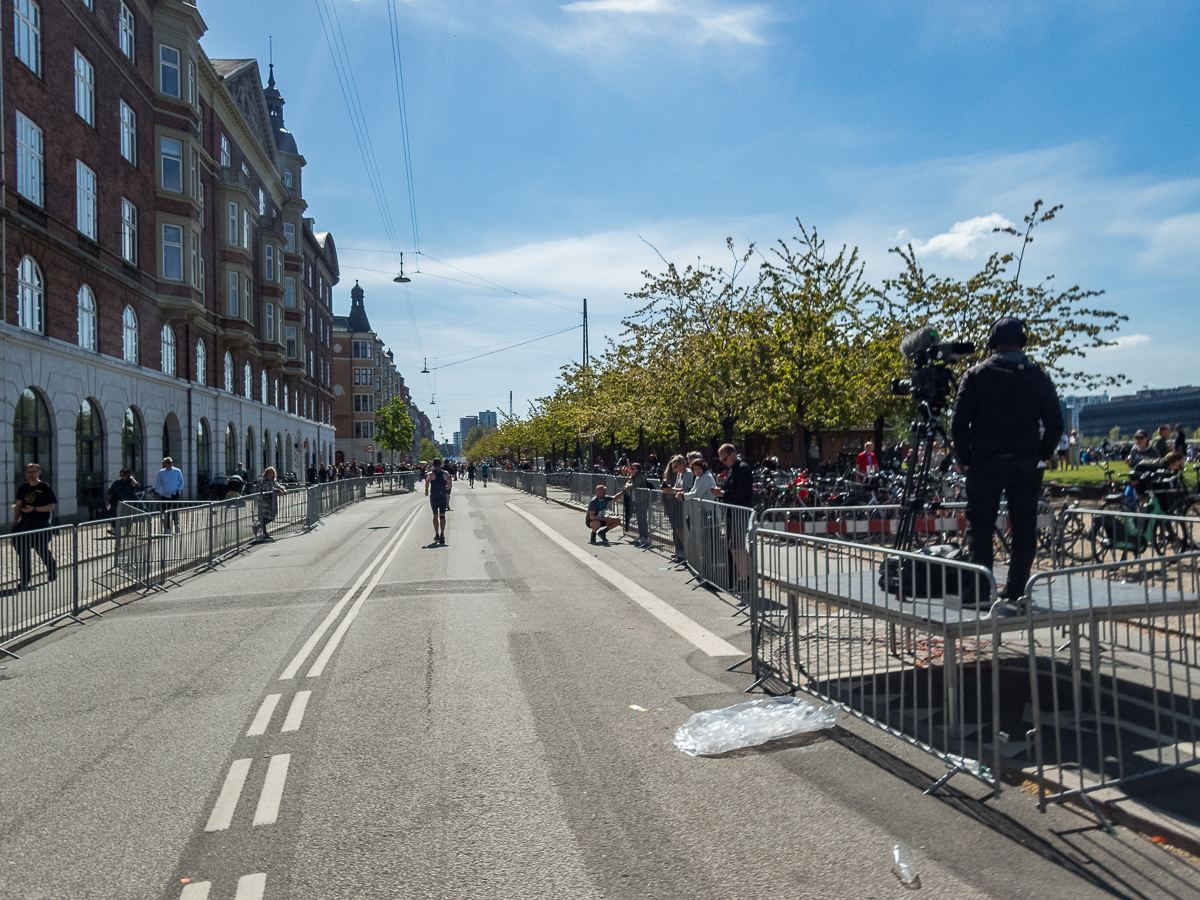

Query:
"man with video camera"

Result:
[[951, 317, 1062, 607]]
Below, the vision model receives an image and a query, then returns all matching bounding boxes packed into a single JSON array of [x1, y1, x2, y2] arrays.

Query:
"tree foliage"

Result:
[[418, 437, 441, 461], [374, 398, 415, 455]]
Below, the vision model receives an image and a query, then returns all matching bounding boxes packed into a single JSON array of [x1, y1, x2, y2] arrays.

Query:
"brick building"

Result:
[[331, 280, 430, 467], [2, 0, 344, 519]]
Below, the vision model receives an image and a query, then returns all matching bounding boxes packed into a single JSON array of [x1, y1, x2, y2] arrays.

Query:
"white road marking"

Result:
[[281, 690, 311, 732], [235, 873, 267, 900], [246, 694, 281, 736], [306, 508, 421, 678], [179, 882, 211, 900], [280, 502, 423, 680], [506, 501, 743, 657], [252, 754, 291, 826], [205, 758, 252, 832]]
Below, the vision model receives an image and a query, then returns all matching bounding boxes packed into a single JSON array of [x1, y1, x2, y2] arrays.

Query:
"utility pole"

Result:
[[509, 391, 512, 418], [582, 297, 589, 375]]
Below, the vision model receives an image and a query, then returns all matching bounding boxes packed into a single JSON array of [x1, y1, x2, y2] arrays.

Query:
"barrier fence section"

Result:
[[1021, 553, 1200, 812], [0, 476, 415, 654], [1052, 505, 1200, 567], [752, 511, 1004, 794]]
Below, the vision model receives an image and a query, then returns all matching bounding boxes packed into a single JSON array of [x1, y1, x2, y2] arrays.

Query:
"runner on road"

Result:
[[425, 458, 451, 545], [467, 462, 476, 487], [480, 461, 489, 487]]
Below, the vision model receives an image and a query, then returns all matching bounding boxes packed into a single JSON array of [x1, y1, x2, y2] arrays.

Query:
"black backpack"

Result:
[[878, 543, 966, 600]]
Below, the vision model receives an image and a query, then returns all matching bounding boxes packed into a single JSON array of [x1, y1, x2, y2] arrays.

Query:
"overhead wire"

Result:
[[434, 325, 581, 370], [386, 0, 420, 255]]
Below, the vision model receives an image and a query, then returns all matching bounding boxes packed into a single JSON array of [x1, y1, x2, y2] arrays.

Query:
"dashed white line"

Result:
[[234, 873, 267, 900], [279, 503, 423, 680], [506, 501, 743, 657], [246, 694, 281, 737], [179, 882, 211, 900], [306, 507, 421, 678], [205, 758, 252, 832], [281, 690, 311, 733], [252, 754, 291, 826]]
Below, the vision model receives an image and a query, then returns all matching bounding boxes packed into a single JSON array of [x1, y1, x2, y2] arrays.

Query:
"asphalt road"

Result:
[[2, 485, 1198, 899]]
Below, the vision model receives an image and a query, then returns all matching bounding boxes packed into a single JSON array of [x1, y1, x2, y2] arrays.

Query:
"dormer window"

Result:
[[284, 167, 293, 189]]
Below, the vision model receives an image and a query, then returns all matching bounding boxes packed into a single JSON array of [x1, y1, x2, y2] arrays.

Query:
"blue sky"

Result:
[[200, 1, 1199, 441]]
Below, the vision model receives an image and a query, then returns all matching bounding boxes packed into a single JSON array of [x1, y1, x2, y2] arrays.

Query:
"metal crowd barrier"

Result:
[[0, 478, 410, 655], [494, 470, 548, 498], [751, 517, 1003, 794], [1020, 553, 1200, 813]]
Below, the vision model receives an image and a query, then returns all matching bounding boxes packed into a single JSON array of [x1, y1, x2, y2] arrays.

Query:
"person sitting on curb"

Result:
[[586, 483, 626, 545]]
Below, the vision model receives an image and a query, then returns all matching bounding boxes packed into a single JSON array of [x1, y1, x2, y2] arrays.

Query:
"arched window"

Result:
[[225, 422, 238, 475], [17, 256, 43, 333], [121, 305, 138, 363], [196, 418, 211, 495], [161, 325, 176, 376], [77, 399, 104, 517], [223, 351, 233, 392], [77, 285, 96, 350], [262, 429, 271, 472], [275, 433, 282, 471], [195, 338, 206, 385], [245, 428, 255, 480], [243, 362, 252, 398], [261, 370, 267, 404], [121, 407, 144, 485], [14, 387, 52, 489]]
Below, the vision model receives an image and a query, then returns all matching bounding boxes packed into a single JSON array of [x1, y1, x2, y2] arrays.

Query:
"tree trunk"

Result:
[[677, 419, 687, 456], [722, 416, 735, 445], [874, 415, 885, 456]]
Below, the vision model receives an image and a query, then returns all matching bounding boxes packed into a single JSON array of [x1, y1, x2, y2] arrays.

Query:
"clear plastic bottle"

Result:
[[893, 844, 920, 889]]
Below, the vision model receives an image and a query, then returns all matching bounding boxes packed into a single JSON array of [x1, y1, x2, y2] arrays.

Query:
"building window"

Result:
[[161, 138, 182, 191], [17, 256, 42, 333], [14, 0, 41, 76], [261, 370, 267, 403], [120, 101, 137, 164], [258, 188, 265, 216], [191, 234, 200, 288], [161, 325, 176, 376], [285, 326, 298, 360], [244, 280, 251, 320], [227, 202, 238, 245], [284, 222, 295, 253], [243, 210, 250, 250], [220, 134, 231, 167], [187, 60, 195, 106], [190, 149, 198, 199], [227, 271, 239, 317], [14, 388, 53, 489], [77, 399, 104, 516], [75, 160, 98, 240], [162, 224, 183, 281], [284, 167, 293, 189], [121, 407, 144, 485], [224, 352, 234, 392], [74, 50, 94, 124], [244, 362, 252, 398], [265, 302, 275, 341], [119, 3, 135, 60], [16, 112, 43, 206], [77, 285, 96, 350], [264, 245, 275, 282], [242, 162, 249, 178], [122, 306, 139, 364], [195, 338, 206, 385], [159, 45, 180, 96], [284, 276, 296, 307], [121, 199, 138, 264]]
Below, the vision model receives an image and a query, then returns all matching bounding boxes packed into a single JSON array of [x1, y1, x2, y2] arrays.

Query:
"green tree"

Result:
[[374, 398, 414, 457], [462, 424, 486, 454], [419, 437, 441, 461], [1110, 426, 1122, 442]]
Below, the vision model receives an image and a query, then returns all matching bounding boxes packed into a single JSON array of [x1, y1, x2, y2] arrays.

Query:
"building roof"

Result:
[[347, 281, 372, 333], [211, 58, 255, 78]]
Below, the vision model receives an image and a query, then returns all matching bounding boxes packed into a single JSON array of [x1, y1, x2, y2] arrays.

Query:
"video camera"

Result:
[[891, 327, 975, 410]]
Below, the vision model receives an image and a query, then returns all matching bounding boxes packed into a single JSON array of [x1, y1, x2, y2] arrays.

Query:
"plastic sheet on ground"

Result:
[[673, 696, 838, 757]]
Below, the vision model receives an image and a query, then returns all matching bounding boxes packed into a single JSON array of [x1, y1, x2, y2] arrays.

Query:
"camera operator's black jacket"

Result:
[[951, 354, 1062, 468]]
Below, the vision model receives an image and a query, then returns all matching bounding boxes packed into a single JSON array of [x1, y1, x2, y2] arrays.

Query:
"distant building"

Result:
[[458, 416, 478, 444], [478, 410, 498, 429], [1061, 394, 1109, 432], [452, 432, 462, 455], [1078, 387, 1200, 438]]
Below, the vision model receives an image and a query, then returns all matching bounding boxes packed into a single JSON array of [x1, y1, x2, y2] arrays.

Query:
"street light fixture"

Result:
[[392, 252, 412, 283]]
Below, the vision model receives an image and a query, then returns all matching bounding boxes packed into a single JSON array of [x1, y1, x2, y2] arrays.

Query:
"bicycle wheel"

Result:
[[1181, 500, 1200, 552], [1153, 519, 1186, 556], [1055, 510, 1089, 564], [1089, 517, 1117, 564], [993, 523, 1011, 563]]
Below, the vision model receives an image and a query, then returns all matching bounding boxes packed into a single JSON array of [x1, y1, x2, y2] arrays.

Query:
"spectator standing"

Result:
[[153, 457, 184, 534], [661, 455, 691, 560], [467, 462, 476, 487], [255, 466, 287, 541], [307, 463, 318, 484], [714, 443, 754, 593], [106, 467, 139, 547], [1056, 432, 1070, 470], [624, 462, 650, 548], [1068, 431, 1082, 470], [1154, 425, 1172, 458], [11, 463, 56, 588], [856, 442, 880, 480], [1175, 425, 1188, 454], [1128, 430, 1159, 467]]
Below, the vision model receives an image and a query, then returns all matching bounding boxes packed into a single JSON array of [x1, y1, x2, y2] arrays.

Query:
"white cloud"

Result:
[[1096, 334, 1152, 351], [898, 212, 1014, 259], [556, 0, 771, 48]]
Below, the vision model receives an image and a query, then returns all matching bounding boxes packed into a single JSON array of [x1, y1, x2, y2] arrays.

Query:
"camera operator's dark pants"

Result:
[[966, 455, 1043, 601]]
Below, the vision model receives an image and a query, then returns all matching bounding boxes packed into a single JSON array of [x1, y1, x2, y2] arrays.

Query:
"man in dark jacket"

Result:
[[951, 317, 1062, 606]]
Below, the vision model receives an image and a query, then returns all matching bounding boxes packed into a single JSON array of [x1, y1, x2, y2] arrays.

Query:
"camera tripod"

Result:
[[893, 400, 952, 553]]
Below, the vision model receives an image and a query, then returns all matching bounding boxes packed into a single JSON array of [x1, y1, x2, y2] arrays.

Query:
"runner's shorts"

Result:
[[430, 496, 448, 513]]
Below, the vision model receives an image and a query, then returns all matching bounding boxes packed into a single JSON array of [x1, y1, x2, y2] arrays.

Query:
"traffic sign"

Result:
[[365, 443, 375, 453]]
